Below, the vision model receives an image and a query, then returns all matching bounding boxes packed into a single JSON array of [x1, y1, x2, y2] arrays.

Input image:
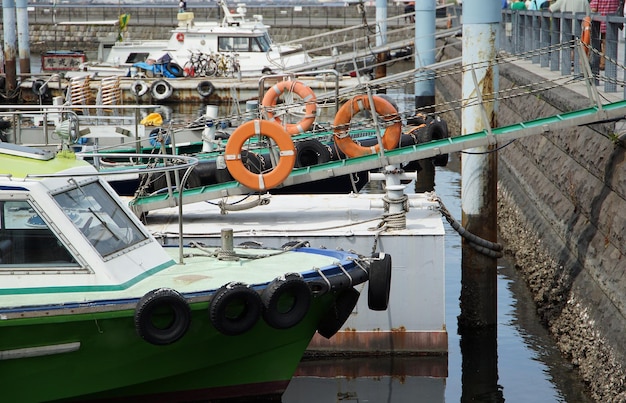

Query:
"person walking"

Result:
[[549, 0, 591, 14], [589, 0, 620, 69]]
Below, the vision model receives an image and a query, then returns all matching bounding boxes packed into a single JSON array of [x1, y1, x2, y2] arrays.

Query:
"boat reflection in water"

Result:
[[283, 356, 447, 402]]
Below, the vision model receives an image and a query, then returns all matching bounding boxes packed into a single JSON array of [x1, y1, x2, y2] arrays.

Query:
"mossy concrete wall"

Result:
[[437, 39, 626, 402]]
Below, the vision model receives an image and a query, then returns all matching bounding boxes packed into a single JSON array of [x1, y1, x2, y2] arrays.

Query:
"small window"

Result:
[[54, 181, 148, 257], [0, 200, 77, 267]]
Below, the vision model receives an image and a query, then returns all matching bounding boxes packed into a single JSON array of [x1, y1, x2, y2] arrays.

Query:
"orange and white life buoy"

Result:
[[261, 81, 317, 136], [176, 32, 185, 42], [581, 16, 591, 57], [333, 95, 402, 158], [225, 120, 295, 191]]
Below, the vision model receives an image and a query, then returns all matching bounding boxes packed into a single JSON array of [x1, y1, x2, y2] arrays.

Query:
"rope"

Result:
[[432, 194, 504, 259]]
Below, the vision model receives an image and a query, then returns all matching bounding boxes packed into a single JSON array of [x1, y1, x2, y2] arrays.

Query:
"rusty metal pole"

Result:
[[16, 0, 31, 76], [414, 0, 436, 113], [374, 0, 388, 90], [2, 0, 18, 93], [459, 0, 500, 329]]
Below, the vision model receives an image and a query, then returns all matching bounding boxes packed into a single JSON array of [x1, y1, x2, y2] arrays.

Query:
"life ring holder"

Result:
[[197, 80, 215, 98], [130, 79, 149, 97], [368, 252, 392, 311], [224, 119, 295, 191], [151, 79, 173, 101], [134, 288, 191, 345], [209, 282, 262, 336], [261, 273, 312, 329], [176, 32, 185, 42], [261, 80, 317, 135], [333, 95, 402, 158]]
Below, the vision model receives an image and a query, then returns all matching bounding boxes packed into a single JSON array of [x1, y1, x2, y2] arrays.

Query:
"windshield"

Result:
[[54, 181, 148, 257]]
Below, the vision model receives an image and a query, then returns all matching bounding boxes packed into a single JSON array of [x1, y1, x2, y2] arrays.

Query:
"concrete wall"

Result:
[[437, 39, 626, 402]]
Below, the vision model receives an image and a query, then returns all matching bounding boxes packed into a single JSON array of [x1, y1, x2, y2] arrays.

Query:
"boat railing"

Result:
[[0, 104, 161, 151]]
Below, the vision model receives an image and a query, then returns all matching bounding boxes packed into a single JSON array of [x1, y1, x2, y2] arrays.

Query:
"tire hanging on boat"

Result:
[[261, 80, 317, 135], [316, 287, 360, 339], [224, 119, 295, 191], [31, 79, 48, 96], [209, 282, 262, 336], [130, 79, 149, 97], [294, 139, 332, 168], [151, 79, 173, 101], [166, 62, 185, 78], [368, 252, 392, 311], [261, 273, 312, 329], [134, 288, 192, 345], [427, 117, 450, 167], [196, 80, 215, 98], [333, 95, 402, 158]]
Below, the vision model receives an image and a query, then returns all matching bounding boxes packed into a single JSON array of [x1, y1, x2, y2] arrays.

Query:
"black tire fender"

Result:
[[368, 252, 392, 311], [197, 80, 215, 98], [209, 282, 262, 336], [262, 273, 312, 329], [151, 79, 173, 101], [427, 117, 450, 167], [294, 139, 332, 168], [134, 288, 191, 345], [317, 287, 360, 339]]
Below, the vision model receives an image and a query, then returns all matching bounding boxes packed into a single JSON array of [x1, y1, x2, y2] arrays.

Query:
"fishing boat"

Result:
[[88, 0, 314, 79], [0, 142, 389, 402]]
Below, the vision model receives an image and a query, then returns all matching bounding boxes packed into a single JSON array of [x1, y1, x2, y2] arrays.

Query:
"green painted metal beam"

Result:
[[129, 100, 626, 215]]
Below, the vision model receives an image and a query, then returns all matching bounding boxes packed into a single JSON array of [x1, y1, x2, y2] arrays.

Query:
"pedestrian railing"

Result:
[[501, 9, 626, 97]]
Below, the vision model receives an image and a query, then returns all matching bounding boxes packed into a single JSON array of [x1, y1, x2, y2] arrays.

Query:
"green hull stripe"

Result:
[[0, 260, 175, 296]]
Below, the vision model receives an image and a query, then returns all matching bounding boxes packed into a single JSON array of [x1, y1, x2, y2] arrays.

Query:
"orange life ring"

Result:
[[261, 81, 317, 136], [225, 120, 295, 191], [333, 95, 402, 158], [581, 16, 591, 57], [176, 32, 185, 42]]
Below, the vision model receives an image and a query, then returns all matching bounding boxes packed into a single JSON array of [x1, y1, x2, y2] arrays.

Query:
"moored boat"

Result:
[[0, 142, 388, 402]]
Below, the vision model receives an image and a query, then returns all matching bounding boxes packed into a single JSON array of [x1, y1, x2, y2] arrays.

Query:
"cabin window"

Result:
[[218, 36, 270, 53], [0, 200, 78, 267], [53, 181, 148, 258]]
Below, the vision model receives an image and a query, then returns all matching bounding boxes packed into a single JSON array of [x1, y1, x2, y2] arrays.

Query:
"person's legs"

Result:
[[600, 33, 606, 70]]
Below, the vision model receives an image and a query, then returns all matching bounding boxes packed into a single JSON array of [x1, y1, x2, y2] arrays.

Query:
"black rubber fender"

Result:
[[294, 139, 332, 168], [130, 79, 149, 97], [32, 79, 48, 97], [134, 288, 191, 345], [209, 282, 262, 336], [368, 252, 392, 311], [427, 117, 450, 167], [197, 80, 215, 98], [317, 287, 360, 339], [151, 79, 173, 101], [262, 273, 312, 329], [166, 62, 185, 78]]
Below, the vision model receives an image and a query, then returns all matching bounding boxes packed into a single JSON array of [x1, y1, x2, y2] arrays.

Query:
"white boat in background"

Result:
[[88, 0, 314, 78]]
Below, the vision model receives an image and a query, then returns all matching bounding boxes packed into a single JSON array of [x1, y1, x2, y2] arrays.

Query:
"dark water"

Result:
[[281, 159, 593, 403]]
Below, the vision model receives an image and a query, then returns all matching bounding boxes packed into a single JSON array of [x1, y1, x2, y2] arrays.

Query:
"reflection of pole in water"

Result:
[[414, 159, 435, 193], [460, 326, 504, 402]]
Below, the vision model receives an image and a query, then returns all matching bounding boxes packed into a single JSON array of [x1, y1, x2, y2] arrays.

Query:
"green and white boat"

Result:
[[0, 143, 387, 402]]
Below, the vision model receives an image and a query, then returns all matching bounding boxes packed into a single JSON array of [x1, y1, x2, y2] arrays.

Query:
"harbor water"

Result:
[[281, 160, 594, 403]]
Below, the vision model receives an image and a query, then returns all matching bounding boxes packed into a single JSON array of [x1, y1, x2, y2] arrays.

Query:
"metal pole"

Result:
[[414, 0, 436, 112], [459, 0, 500, 329], [375, 0, 388, 86], [2, 0, 18, 93], [16, 0, 31, 75]]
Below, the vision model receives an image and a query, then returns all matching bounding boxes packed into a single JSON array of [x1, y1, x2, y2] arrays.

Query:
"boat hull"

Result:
[[0, 293, 335, 402]]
